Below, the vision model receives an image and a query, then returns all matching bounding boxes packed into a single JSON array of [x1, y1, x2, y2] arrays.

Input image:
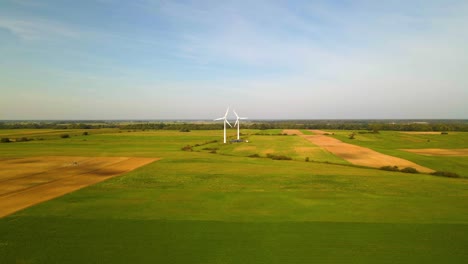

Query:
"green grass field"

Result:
[[1, 129, 468, 263], [194, 131, 349, 164], [326, 130, 468, 176]]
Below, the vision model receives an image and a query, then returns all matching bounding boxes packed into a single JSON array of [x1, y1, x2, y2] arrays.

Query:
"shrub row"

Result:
[[181, 145, 193, 151], [431, 171, 460, 178], [380, 166, 419, 174], [1, 137, 33, 143], [266, 154, 292, 160]]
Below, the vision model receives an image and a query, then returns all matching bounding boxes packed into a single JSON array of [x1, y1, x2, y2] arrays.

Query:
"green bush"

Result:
[[248, 154, 260, 158], [202, 147, 218, 151], [266, 154, 292, 160], [400, 167, 419, 174], [380, 166, 399, 172], [431, 171, 460, 178], [1, 138, 11, 143], [305, 157, 309, 162], [61, 134, 70, 138], [82, 132, 89, 136], [181, 145, 193, 151]]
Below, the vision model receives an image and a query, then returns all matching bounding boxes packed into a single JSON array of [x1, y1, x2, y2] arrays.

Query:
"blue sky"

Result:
[[0, 0, 467, 119]]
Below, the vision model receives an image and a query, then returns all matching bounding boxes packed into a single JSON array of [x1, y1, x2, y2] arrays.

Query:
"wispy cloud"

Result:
[[1, 0, 467, 119], [0, 16, 81, 40]]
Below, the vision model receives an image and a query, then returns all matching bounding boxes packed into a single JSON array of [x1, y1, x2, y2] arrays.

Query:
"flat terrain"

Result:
[[0, 156, 157, 217], [400, 131, 446, 135], [402, 148, 468, 156], [327, 130, 468, 176], [1, 129, 467, 263], [198, 129, 349, 164], [284, 129, 434, 172]]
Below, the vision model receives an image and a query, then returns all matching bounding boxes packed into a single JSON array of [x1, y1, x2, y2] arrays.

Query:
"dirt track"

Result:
[[0, 156, 158, 218], [402, 148, 468, 156], [284, 130, 434, 173]]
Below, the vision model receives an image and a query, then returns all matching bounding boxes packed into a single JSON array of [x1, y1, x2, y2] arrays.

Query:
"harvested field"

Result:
[[0, 156, 158, 217], [400, 132, 449, 135], [284, 130, 434, 173], [283, 129, 301, 135], [402, 148, 468, 156]]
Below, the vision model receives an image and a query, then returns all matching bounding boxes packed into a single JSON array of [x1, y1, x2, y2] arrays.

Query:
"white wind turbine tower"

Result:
[[214, 107, 232, 143], [233, 110, 248, 140]]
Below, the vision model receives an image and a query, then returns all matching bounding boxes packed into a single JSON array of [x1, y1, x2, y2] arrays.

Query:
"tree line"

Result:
[[0, 120, 467, 131]]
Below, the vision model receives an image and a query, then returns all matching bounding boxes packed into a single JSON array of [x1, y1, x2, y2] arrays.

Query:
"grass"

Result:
[[194, 130, 349, 164], [1, 129, 468, 263], [326, 130, 468, 176], [0, 128, 119, 140]]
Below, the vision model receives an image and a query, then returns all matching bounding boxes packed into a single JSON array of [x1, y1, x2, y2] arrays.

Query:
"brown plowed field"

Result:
[[284, 130, 434, 173], [402, 148, 468, 156], [0, 156, 158, 218]]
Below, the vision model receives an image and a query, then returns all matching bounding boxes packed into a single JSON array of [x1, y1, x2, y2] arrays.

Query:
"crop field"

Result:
[[1, 129, 468, 263], [288, 129, 434, 172], [0, 156, 157, 217], [326, 130, 468, 176]]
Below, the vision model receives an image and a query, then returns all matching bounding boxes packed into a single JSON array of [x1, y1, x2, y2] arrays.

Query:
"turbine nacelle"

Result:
[[233, 110, 247, 127], [233, 110, 248, 140], [214, 107, 247, 143], [214, 107, 232, 127], [214, 107, 232, 143]]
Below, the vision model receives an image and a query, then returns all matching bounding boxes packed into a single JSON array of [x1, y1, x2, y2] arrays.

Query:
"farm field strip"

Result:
[[0, 156, 158, 218], [402, 148, 468, 156], [283, 129, 434, 173], [400, 131, 459, 135], [0, 129, 467, 263]]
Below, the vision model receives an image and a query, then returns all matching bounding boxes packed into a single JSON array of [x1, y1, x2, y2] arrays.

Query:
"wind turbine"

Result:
[[214, 107, 232, 143], [233, 110, 248, 140]]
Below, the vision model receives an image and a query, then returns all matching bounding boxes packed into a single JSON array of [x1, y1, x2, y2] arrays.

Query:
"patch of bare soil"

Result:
[[0, 156, 158, 218], [282, 130, 301, 135], [308, 130, 330, 135], [283, 129, 434, 173], [402, 149, 468, 156], [400, 132, 446, 135]]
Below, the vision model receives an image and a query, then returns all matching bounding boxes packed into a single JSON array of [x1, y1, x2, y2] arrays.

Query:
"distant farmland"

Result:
[[0, 128, 467, 263]]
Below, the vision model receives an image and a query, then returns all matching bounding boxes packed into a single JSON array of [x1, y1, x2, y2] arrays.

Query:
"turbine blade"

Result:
[[240, 117, 248, 119], [233, 110, 239, 118], [225, 119, 232, 127], [214, 117, 224, 120], [224, 107, 230, 118], [234, 120, 238, 127]]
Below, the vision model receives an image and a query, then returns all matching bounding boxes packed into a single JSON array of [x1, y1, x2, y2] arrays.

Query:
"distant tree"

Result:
[[380, 166, 399, 172], [400, 167, 418, 174], [60, 134, 70, 138], [181, 145, 193, 151], [82, 132, 89, 136], [370, 124, 381, 134], [431, 171, 460, 178], [349, 132, 356, 139]]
